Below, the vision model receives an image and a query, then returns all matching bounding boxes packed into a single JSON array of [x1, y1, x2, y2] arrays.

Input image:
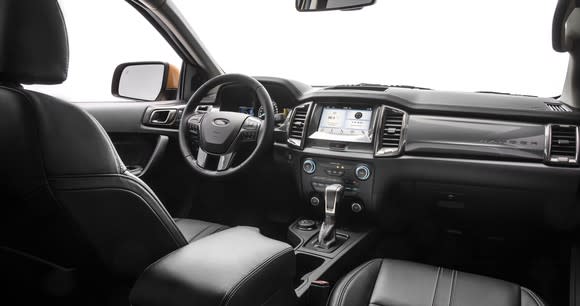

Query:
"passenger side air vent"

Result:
[[375, 106, 407, 156], [287, 103, 311, 148], [546, 124, 579, 165], [545, 102, 571, 112]]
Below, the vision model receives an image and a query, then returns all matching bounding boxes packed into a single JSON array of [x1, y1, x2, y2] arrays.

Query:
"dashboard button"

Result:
[[325, 169, 344, 176], [351, 203, 363, 213], [310, 197, 320, 207], [354, 165, 371, 181], [297, 219, 317, 231], [303, 159, 316, 174]]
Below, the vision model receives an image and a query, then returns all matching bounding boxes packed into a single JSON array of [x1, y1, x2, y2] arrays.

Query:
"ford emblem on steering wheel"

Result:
[[213, 118, 230, 126]]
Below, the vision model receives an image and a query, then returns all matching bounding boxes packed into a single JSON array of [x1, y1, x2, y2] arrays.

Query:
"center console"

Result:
[[285, 101, 406, 214], [278, 101, 402, 302]]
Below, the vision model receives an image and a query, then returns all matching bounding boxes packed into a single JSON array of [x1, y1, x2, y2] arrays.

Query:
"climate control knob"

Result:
[[354, 165, 371, 181], [303, 159, 316, 174]]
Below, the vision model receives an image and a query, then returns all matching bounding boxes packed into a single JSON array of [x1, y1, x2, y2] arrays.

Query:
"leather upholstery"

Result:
[[0, 0, 69, 84], [327, 259, 545, 306], [0, 87, 227, 279], [174, 218, 229, 243], [0, 0, 226, 282], [130, 227, 297, 306]]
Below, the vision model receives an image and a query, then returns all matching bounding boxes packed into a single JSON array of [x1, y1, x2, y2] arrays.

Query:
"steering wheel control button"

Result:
[[241, 130, 258, 141], [310, 196, 320, 207], [351, 202, 363, 213], [303, 159, 316, 174], [354, 165, 371, 181], [297, 219, 317, 231], [243, 118, 260, 130]]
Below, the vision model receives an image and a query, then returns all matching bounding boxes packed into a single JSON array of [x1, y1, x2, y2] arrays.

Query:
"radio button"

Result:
[[354, 165, 371, 181], [303, 159, 316, 174]]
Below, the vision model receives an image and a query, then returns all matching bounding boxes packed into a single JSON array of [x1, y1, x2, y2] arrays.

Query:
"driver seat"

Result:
[[0, 0, 226, 284]]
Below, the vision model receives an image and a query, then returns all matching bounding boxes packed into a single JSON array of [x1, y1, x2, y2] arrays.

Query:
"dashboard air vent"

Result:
[[287, 103, 311, 148], [376, 106, 407, 156], [545, 103, 571, 112], [546, 124, 579, 165]]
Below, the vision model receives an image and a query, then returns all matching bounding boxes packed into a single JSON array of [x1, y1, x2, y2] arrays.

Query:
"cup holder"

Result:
[[294, 253, 325, 287]]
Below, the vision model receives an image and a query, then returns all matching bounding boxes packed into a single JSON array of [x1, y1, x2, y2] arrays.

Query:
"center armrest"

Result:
[[130, 226, 296, 306]]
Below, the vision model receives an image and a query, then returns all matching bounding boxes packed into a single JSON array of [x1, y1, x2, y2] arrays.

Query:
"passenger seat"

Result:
[[327, 259, 544, 306]]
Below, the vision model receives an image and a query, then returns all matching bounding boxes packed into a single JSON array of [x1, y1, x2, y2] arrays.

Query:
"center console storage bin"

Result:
[[130, 227, 296, 306]]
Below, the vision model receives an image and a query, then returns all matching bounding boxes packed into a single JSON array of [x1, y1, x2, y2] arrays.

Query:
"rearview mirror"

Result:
[[296, 0, 375, 12], [112, 62, 179, 101]]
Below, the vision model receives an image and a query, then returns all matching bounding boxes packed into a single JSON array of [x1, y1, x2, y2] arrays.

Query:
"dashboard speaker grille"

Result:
[[376, 107, 407, 156], [287, 103, 311, 148], [546, 124, 579, 165]]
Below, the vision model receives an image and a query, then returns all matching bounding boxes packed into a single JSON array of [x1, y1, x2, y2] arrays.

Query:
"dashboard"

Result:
[[242, 78, 580, 231], [139, 76, 580, 230]]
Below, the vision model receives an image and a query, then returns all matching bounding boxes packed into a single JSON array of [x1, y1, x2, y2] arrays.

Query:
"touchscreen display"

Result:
[[310, 106, 373, 143]]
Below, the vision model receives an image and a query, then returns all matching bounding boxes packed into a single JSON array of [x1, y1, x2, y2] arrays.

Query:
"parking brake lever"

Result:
[[317, 184, 344, 249]]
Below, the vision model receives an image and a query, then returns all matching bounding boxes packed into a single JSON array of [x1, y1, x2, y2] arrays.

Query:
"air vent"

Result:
[[287, 103, 311, 148], [375, 106, 407, 156], [546, 124, 579, 165], [545, 103, 571, 112]]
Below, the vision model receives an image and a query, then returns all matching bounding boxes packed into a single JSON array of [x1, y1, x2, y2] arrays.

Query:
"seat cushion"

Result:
[[174, 218, 228, 243], [328, 259, 545, 306]]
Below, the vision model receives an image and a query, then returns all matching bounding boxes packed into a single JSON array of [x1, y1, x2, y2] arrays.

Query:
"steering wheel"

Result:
[[178, 74, 274, 177]]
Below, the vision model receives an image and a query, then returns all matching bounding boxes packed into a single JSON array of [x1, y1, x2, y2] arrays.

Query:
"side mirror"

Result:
[[111, 62, 179, 101], [296, 0, 375, 12]]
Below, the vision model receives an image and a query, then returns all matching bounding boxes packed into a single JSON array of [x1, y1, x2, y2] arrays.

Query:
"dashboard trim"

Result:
[[374, 105, 409, 157]]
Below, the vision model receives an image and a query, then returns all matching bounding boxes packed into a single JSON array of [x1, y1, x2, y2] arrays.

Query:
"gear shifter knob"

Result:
[[324, 184, 344, 216], [317, 184, 344, 249]]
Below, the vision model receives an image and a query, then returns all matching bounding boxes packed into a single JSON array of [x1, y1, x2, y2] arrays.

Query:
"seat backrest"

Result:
[[0, 0, 187, 281]]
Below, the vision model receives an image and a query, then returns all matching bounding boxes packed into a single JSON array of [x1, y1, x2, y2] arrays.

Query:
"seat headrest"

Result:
[[0, 0, 69, 85]]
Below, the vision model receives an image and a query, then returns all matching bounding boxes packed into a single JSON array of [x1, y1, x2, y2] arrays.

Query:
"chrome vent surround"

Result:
[[545, 102, 571, 112], [375, 105, 408, 157], [287, 102, 312, 148], [545, 124, 579, 165]]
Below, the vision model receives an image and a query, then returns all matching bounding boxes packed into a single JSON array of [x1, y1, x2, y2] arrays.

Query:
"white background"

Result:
[[29, 0, 568, 101]]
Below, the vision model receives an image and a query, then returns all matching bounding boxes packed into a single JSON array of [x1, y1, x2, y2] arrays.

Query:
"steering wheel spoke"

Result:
[[217, 152, 236, 171], [196, 148, 208, 168], [195, 148, 236, 171]]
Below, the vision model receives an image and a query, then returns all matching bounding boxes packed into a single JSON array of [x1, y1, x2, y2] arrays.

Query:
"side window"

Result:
[[25, 0, 182, 102]]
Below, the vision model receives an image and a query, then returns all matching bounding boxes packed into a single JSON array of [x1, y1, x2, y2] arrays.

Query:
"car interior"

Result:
[[1, 0, 580, 305]]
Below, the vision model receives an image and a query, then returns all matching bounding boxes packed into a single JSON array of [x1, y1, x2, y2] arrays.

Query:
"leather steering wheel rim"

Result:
[[178, 74, 274, 177]]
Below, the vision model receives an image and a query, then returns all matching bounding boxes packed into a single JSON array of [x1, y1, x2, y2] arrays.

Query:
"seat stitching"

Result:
[[186, 224, 214, 243], [50, 182, 184, 246], [448, 270, 457, 306], [336, 259, 381, 306], [430, 267, 441, 306], [522, 287, 543, 306], [366, 259, 383, 306]]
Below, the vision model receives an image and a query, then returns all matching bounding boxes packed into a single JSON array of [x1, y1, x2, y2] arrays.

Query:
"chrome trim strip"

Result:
[[374, 105, 408, 157], [287, 102, 313, 149], [544, 124, 579, 165]]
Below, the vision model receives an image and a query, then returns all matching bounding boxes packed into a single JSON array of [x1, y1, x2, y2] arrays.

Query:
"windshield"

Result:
[[174, 0, 567, 97]]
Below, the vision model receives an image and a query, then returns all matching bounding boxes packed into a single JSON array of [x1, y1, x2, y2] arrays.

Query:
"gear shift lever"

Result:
[[317, 184, 344, 249]]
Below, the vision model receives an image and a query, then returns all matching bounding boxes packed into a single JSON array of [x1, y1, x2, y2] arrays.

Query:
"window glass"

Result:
[[175, 0, 567, 97]]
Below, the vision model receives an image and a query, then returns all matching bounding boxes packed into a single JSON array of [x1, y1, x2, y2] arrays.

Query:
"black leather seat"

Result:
[[0, 0, 226, 282], [328, 259, 545, 306]]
